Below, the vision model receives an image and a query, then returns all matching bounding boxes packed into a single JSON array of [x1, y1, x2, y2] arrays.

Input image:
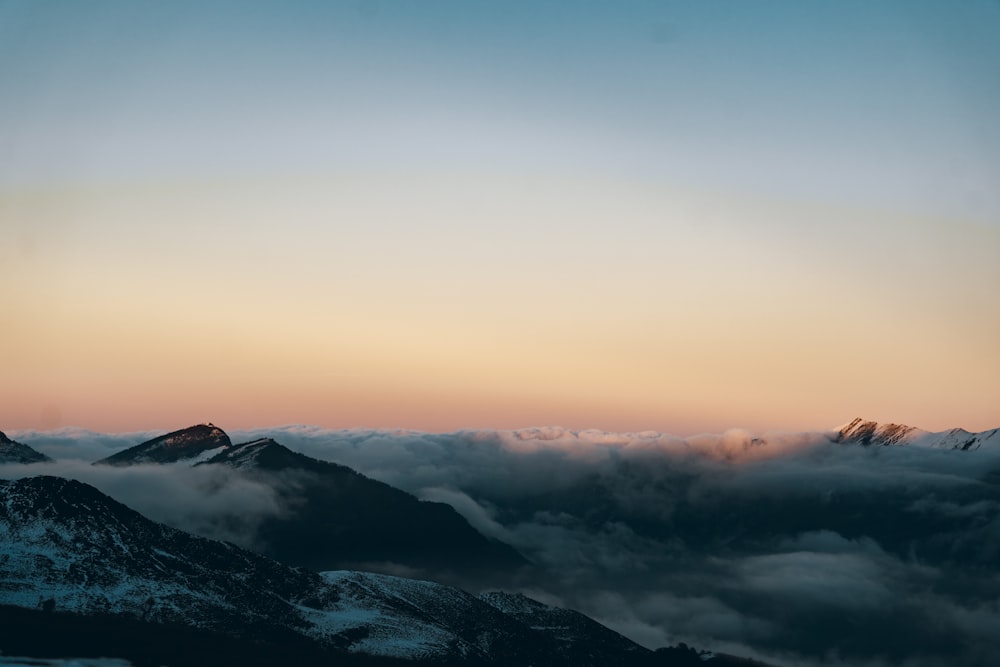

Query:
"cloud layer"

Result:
[[231, 425, 1000, 666], [8, 424, 1000, 666]]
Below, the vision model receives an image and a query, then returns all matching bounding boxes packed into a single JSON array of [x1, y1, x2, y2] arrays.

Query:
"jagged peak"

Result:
[[834, 418, 922, 447], [832, 418, 1000, 451]]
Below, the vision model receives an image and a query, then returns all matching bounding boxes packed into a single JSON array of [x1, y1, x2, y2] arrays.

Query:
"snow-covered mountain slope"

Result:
[[0, 476, 323, 640], [0, 476, 660, 666], [834, 417, 999, 450], [315, 571, 562, 663], [479, 591, 649, 666], [94, 424, 230, 465], [0, 431, 50, 464]]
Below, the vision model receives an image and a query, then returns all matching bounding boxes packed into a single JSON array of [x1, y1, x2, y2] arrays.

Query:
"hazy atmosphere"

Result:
[[3, 0, 999, 434]]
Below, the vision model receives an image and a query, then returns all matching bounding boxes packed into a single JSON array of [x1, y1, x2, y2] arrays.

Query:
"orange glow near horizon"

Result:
[[3, 178, 998, 436], [3, 2, 1000, 438]]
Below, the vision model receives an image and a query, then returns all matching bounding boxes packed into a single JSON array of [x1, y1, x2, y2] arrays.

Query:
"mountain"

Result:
[[479, 592, 648, 666], [0, 476, 321, 640], [0, 475, 693, 666], [198, 437, 529, 583], [94, 424, 231, 465], [316, 571, 559, 664], [94, 426, 528, 585], [0, 430, 51, 464], [834, 417, 1000, 450]]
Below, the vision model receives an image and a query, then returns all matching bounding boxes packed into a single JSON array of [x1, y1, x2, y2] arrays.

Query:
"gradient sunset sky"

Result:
[[2, 1, 998, 434]]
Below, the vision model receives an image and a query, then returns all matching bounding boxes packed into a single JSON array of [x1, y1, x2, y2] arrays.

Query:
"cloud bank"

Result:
[[7, 424, 1000, 666], [231, 425, 1000, 666]]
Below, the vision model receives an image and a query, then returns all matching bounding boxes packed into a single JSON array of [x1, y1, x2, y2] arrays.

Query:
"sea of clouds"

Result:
[[6, 424, 1000, 667]]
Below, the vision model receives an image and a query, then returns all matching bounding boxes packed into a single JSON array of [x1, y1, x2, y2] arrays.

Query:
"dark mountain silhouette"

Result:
[[199, 437, 529, 584], [0, 430, 51, 463], [93, 425, 529, 585], [94, 423, 231, 465], [479, 591, 648, 666]]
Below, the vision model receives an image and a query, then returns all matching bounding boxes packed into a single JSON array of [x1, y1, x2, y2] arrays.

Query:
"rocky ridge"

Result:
[[834, 417, 999, 450]]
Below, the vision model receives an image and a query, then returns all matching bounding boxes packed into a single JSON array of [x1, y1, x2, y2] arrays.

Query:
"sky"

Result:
[[2, 0, 999, 434]]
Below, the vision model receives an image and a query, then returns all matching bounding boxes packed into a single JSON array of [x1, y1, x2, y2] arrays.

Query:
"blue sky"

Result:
[[4, 0, 999, 217]]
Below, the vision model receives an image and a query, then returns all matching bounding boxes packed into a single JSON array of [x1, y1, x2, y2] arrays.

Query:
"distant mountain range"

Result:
[[834, 417, 1000, 450]]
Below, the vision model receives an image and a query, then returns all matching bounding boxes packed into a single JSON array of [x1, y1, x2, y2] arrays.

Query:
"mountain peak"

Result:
[[833, 418, 999, 451], [834, 418, 922, 447], [95, 424, 231, 466]]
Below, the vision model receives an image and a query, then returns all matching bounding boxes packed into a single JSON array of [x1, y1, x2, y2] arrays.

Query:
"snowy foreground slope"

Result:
[[0, 476, 719, 667]]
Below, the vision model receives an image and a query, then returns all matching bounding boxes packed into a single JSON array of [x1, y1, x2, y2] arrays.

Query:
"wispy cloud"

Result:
[[0, 459, 288, 547]]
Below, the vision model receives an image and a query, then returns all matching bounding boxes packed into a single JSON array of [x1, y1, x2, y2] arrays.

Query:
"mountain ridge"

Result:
[[0, 430, 51, 464], [91, 425, 530, 584], [94, 423, 231, 465], [0, 475, 722, 666], [834, 417, 999, 450]]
